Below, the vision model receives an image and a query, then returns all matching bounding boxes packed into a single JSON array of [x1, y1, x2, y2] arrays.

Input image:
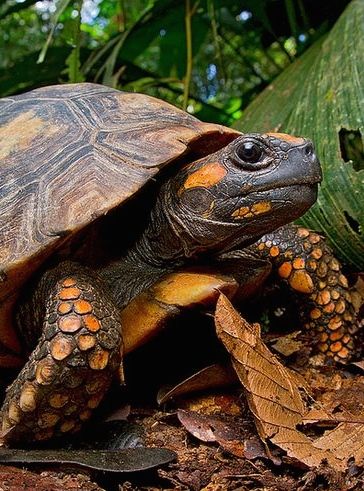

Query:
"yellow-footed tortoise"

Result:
[[0, 83, 358, 445]]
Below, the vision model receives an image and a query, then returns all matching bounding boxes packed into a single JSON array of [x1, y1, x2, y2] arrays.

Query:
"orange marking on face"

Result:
[[303, 241, 312, 252], [59, 287, 81, 300], [278, 262, 292, 279], [233, 203, 271, 220], [232, 206, 250, 218], [183, 162, 227, 190], [84, 314, 101, 332], [74, 300, 93, 315], [251, 201, 272, 215], [266, 132, 305, 144]]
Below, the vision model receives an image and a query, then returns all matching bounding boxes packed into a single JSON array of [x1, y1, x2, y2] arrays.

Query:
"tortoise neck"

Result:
[[99, 192, 187, 308]]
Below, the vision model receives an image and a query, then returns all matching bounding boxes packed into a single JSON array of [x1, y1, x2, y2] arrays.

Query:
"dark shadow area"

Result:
[[344, 210, 360, 234], [339, 128, 364, 171]]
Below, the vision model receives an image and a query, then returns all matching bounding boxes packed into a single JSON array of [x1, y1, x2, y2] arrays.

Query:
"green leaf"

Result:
[[65, 48, 85, 83], [63, 1, 85, 83], [0, 0, 38, 21], [235, 0, 364, 269], [37, 0, 74, 64], [0, 47, 75, 96]]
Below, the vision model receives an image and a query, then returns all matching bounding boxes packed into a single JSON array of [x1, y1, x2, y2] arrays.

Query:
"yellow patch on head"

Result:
[[0, 111, 59, 159], [251, 201, 272, 215], [232, 206, 250, 219], [183, 162, 227, 190], [266, 132, 305, 145], [232, 201, 272, 220]]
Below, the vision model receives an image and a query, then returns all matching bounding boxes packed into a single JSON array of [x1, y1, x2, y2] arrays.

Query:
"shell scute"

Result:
[[0, 83, 239, 362]]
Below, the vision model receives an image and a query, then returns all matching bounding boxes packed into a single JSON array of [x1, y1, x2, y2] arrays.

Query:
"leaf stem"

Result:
[[183, 0, 193, 111]]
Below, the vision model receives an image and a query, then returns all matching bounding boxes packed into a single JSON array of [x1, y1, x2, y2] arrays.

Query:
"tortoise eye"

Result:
[[235, 141, 262, 163]]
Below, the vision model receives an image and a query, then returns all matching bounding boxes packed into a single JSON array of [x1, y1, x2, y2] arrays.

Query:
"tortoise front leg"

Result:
[[1, 262, 122, 445], [250, 224, 358, 361]]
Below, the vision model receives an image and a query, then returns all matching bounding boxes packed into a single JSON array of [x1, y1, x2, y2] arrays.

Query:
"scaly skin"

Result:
[[251, 224, 358, 360], [2, 133, 323, 445], [2, 263, 122, 443]]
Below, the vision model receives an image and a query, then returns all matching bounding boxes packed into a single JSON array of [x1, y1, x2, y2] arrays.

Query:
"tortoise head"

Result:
[[149, 132, 321, 262]]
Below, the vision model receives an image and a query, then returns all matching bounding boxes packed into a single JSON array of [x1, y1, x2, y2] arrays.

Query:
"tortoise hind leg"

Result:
[[1, 262, 122, 445]]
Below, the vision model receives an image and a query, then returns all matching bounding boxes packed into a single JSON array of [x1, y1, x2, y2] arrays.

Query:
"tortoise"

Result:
[[0, 83, 358, 445]]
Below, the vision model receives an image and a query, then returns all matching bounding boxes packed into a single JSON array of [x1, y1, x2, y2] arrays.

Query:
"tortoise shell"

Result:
[[0, 83, 239, 366]]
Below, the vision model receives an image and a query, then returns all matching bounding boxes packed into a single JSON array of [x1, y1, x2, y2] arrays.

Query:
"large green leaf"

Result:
[[234, 0, 364, 269]]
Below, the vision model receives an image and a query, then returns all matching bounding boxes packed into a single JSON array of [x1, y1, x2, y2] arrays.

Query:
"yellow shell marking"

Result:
[[0, 111, 59, 159]]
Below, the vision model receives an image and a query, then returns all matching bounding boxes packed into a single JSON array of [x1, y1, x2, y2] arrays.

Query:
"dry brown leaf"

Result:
[[177, 393, 243, 417], [314, 423, 364, 464], [157, 364, 237, 405], [177, 409, 247, 458], [214, 293, 345, 470], [270, 331, 304, 357], [351, 360, 364, 373]]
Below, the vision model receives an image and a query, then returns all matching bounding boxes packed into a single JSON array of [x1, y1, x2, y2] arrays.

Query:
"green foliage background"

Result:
[[1, 0, 362, 267], [236, 0, 364, 269], [0, 0, 349, 122]]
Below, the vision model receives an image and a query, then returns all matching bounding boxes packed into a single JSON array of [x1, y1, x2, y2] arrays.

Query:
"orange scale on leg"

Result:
[[83, 314, 101, 332], [59, 287, 81, 301]]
